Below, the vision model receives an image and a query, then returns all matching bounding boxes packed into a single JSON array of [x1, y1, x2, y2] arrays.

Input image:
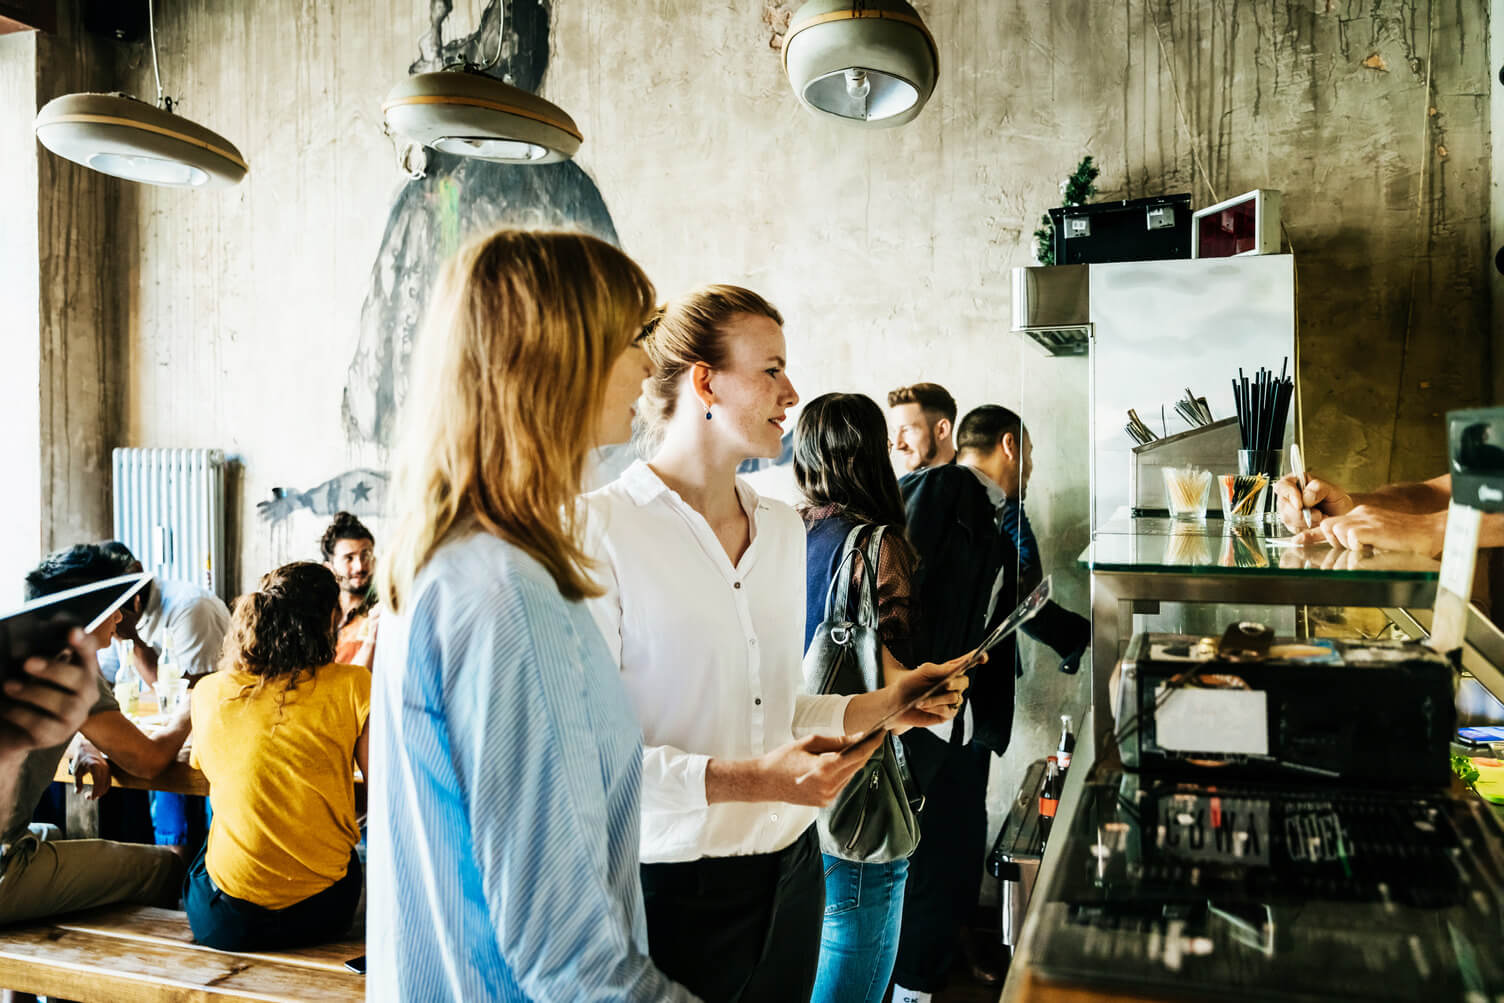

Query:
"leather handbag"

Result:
[[802, 523, 923, 863]]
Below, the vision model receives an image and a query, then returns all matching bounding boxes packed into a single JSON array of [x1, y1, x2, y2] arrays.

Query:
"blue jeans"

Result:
[[811, 854, 909, 1003]]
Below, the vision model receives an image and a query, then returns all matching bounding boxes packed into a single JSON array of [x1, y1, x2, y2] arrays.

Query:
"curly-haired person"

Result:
[[184, 562, 369, 950]]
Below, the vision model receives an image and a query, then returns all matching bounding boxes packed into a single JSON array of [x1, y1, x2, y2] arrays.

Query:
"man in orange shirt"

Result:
[[321, 513, 378, 669]]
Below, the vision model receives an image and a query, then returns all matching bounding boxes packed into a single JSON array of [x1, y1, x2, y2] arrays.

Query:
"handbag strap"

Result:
[[888, 732, 926, 813], [855, 525, 886, 628], [825, 524, 877, 624]]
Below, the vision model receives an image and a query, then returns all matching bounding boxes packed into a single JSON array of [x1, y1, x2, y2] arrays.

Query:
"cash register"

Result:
[[1024, 409, 1504, 1001]]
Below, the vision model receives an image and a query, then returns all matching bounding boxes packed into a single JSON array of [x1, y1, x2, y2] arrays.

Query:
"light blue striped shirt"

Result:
[[367, 531, 696, 1002]]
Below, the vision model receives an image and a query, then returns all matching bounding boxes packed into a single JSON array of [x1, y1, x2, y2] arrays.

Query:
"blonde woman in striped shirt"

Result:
[[371, 230, 694, 1002]]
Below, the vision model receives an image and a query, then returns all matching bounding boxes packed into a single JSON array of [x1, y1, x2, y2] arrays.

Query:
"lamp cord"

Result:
[[445, 0, 509, 79], [147, 0, 170, 111], [476, 0, 507, 73], [1149, 8, 1218, 205], [1384, 0, 1436, 484]]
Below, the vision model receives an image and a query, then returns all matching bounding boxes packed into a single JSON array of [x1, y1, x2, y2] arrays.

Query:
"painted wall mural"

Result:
[[256, 469, 389, 526], [263, 0, 621, 543], [342, 0, 619, 450]]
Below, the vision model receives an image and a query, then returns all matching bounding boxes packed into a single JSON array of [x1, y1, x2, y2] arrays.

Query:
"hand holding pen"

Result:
[[1288, 443, 1313, 529], [1273, 464, 1356, 535]]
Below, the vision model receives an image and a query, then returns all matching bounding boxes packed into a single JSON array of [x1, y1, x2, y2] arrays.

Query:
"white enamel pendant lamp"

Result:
[[33, 0, 247, 188], [382, 2, 581, 165], [382, 70, 581, 164], [783, 0, 939, 127]]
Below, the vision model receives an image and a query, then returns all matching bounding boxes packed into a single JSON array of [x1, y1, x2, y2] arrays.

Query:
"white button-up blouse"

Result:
[[584, 461, 851, 864]]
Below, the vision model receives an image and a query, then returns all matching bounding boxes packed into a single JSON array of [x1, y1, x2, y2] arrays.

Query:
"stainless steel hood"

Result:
[[1011, 264, 1089, 356]]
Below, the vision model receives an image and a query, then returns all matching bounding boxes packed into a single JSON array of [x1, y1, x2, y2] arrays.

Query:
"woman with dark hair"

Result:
[[185, 562, 369, 951], [795, 392, 925, 1003]]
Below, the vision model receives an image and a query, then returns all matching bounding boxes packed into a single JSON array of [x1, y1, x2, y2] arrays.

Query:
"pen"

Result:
[[1289, 443, 1312, 529]]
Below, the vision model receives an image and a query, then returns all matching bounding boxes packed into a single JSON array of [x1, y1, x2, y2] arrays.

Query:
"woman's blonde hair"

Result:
[[380, 229, 656, 610], [638, 284, 782, 447]]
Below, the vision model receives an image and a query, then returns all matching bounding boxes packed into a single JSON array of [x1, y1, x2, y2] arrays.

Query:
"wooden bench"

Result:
[[0, 905, 365, 1001]]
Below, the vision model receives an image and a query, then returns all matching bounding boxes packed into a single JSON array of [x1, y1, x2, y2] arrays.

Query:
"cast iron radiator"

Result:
[[111, 448, 226, 600]]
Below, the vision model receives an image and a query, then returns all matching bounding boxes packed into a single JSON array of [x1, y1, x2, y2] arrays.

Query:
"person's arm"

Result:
[[354, 719, 370, 781], [130, 641, 160, 686], [703, 731, 886, 806], [79, 704, 190, 778], [585, 513, 885, 812], [1022, 601, 1091, 664], [438, 570, 696, 1001], [1002, 500, 1042, 591], [1276, 472, 1454, 533], [1358, 474, 1452, 513]]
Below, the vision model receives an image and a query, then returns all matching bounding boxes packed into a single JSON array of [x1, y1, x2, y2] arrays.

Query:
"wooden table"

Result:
[[55, 745, 209, 797], [55, 746, 363, 838]]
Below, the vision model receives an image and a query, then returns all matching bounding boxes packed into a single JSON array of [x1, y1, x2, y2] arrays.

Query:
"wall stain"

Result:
[[1123, 0, 1486, 487]]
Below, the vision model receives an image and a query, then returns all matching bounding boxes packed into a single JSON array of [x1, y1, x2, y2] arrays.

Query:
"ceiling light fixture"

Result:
[[783, 0, 938, 127], [32, 0, 247, 188], [382, 4, 581, 165]]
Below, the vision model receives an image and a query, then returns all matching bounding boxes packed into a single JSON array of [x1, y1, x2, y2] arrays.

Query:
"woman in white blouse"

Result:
[[585, 285, 971, 1002]]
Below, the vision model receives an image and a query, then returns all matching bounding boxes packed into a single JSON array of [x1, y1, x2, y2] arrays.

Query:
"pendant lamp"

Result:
[[32, 0, 247, 188], [783, 0, 939, 127], [382, 9, 581, 165]]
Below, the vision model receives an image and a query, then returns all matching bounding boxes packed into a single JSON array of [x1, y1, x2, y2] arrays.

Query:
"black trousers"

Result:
[[183, 841, 362, 951], [891, 732, 991, 993], [640, 826, 823, 1003]]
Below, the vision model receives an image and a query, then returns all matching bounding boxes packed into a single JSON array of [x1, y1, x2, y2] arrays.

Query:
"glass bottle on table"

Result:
[[114, 660, 141, 718], [156, 642, 186, 712], [157, 642, 182, 686]]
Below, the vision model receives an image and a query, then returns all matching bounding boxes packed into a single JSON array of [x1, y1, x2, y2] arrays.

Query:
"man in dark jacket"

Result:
[[890, 404, 1088, 1002]]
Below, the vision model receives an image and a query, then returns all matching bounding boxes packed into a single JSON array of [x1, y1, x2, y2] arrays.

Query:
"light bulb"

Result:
[[844, 68, 871, 101]]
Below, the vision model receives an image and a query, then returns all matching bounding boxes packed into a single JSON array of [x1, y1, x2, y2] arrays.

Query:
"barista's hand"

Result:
[[1274, 472, 1355, 532], [1292, 505, 1446, 557]]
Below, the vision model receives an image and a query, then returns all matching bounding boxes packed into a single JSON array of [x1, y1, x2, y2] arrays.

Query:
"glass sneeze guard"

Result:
[[1083, 516, 1441, 581]]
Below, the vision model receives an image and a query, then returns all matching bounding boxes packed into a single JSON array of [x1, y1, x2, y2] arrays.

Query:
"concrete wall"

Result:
[[0, 4, 125, 605], [0, 31, 42, 607], [14, 0, 1492, 896], [34, 6, 128, 560]]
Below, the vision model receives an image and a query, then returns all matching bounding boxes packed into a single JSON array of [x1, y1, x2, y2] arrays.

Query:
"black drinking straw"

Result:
[[1233, 358, 1293, 458]]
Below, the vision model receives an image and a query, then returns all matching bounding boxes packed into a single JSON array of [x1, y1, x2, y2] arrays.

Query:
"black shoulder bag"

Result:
[[802, 523, 923, 862]]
